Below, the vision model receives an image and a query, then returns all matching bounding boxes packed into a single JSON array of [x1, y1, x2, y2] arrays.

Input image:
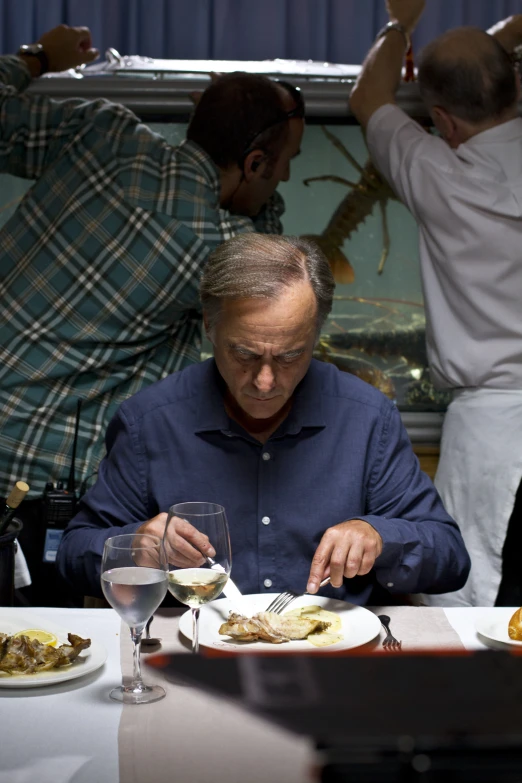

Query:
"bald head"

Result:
[[418, 27, 518, 124]]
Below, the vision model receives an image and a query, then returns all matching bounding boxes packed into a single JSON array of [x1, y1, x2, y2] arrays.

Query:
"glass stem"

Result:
[[130, 627, 144, 689], [191, 608, 200, 654]]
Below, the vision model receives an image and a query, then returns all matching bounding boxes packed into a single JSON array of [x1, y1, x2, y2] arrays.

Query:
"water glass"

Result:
[[101, 532, 168, 704]]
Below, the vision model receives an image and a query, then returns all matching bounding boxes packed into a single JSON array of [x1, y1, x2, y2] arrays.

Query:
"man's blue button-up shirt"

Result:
[[57, 359, 470, 602]]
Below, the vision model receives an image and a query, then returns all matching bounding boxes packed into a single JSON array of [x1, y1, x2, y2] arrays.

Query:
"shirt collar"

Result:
[[177, 139, 221, 199], [194, 359, 326, 437], [462, 117, 522, 149]]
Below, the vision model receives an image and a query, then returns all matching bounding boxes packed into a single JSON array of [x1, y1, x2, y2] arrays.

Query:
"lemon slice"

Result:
[[13, 629, 58, 647]]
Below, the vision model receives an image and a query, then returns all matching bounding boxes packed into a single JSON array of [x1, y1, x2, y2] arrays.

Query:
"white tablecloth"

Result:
[[0, 609, 121, 783], [0, 606, 515, 783]]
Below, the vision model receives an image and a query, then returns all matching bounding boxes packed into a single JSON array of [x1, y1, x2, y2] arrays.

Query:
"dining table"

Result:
[[0, 603, 519, 783]]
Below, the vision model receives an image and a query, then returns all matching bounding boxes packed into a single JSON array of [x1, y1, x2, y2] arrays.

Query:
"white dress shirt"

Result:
[[366, 105, 522, 606], [367, 104, 522, 391]]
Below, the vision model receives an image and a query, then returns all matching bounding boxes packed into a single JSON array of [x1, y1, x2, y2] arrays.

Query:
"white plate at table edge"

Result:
[[0, 610, 107, 688], [475, 608, 522, 647], [179, 593, 381, 652]]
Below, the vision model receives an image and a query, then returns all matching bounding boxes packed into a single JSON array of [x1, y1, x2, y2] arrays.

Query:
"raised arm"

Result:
[[0, 25, 99, 178], [18, 24, 98, 78], [349, 0, 425, 130], [487, 14, 522, 52]]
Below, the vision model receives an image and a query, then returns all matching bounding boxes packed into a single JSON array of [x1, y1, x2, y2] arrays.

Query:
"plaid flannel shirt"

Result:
[[0, 56, 284, 498]]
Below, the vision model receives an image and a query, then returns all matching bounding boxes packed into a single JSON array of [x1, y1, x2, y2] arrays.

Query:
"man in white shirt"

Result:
[[350, 0, 522, 606]]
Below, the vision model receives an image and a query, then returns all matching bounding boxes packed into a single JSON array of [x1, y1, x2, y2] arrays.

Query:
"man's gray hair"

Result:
[[418, 29, 518, 124], [200, 233, 334, 339]]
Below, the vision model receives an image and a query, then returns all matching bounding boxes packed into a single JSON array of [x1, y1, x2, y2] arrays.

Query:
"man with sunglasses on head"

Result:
[[0, 23, 304, 606]]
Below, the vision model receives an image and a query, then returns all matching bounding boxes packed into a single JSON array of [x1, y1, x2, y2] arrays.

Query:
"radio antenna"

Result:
[[67, 398, 82, 496]]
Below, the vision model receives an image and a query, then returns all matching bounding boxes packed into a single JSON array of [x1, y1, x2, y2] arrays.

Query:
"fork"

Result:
[[265, 576, 332, 614], [377, 614, 402, 650], [140, 615, 161, 647]]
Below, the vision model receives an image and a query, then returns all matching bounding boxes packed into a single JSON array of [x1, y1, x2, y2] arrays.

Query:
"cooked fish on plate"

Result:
[[219, 610, 331, 643], [178, 594, 382, 652]]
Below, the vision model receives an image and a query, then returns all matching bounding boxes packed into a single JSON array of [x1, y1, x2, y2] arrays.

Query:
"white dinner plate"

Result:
[[179, 593, 381, 652], [0, 610, 107, 688], [475, 608, 522, 648]]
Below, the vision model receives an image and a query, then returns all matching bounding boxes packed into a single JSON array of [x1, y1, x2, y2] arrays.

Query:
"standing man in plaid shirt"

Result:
[[0, 24, 304, 604]]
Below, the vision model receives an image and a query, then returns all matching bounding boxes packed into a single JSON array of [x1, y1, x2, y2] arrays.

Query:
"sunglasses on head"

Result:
[[239, 80, 305, 168], [276, 80, 306, 119]]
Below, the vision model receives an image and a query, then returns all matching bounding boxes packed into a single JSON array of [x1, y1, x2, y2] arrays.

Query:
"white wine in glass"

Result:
[[164, 502, 231, 653], [101, 533, 168, 704]]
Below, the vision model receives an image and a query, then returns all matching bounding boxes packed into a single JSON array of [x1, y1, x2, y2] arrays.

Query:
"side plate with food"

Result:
[[0, 610, 107, 688], [475, 607, 522, 648]]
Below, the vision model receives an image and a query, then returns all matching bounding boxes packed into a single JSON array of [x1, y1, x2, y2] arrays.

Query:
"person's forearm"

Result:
[[488, 15, 522, 52], [57, 512, 143, 597], [17, 55, 42, 79], [350, 0, 425, 129], [350, 31, 406, 125]]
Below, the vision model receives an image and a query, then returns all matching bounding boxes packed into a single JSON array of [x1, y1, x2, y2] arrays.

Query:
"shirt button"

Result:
[[264, 578, 273, 588], [262, 452, 271, 461], [387, 582, 394, 588], [261, 516, 271, 525]]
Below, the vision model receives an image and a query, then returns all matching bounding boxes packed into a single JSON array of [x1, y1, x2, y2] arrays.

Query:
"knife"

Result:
[[207, 557, 247, 612]]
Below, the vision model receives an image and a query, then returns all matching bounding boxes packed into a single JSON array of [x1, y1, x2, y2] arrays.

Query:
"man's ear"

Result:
[[431, 106, 458, 145], [243, 150, 266, 181]]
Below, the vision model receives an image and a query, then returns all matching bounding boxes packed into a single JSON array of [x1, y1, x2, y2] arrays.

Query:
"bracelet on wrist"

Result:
[[376, 21, 411, 52]]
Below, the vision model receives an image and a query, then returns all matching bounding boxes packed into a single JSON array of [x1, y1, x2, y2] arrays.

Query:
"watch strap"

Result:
[[376, 21, 411, 52], [18, 44, 49, 76]]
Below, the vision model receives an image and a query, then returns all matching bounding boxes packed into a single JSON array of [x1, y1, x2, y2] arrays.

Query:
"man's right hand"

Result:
[[136, 512, 216, 568], [386, 0, 425, 35], [36, 25, 99, 73]]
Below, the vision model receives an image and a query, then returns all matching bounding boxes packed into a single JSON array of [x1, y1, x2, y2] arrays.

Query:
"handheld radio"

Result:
[[42, 399, 82, 563]]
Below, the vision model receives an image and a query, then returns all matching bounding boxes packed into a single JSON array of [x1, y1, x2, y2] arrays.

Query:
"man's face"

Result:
[[231, 116, 304, 217], [207, 279, 317, 424]]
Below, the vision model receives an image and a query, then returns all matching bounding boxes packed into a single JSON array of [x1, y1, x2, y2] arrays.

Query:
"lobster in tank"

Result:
[[302, 126, 399, 283]]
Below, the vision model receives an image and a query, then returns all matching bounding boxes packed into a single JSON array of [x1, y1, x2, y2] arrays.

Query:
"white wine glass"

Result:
[[164, 502, 231, 654], [101, 533, 168, 704]]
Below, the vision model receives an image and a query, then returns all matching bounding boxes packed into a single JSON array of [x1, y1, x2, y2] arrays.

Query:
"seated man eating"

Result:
[[57, 234, 470, 603]]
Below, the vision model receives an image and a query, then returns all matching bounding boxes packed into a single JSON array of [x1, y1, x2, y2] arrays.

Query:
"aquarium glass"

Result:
[[0, 120, 449, 413]]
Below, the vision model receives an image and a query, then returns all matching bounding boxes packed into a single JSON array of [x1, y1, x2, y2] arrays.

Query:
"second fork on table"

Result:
[[378, 614, 402, 650]]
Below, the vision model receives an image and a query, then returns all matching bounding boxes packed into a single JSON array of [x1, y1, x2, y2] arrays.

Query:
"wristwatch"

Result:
[[376, 21, 411, 51], [17, 43, 49, 75]]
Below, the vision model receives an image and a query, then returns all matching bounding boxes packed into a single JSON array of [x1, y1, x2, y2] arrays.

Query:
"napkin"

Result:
[[14, 540, 31, 589], [0, 756, 91, 783], [372, 605, 465, 649]]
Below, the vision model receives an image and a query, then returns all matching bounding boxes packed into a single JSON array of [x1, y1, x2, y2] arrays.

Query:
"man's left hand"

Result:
[[307, 519, 383, 593]]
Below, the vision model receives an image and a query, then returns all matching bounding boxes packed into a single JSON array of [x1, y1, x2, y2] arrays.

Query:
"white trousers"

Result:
[[422, 388, 522, 607]]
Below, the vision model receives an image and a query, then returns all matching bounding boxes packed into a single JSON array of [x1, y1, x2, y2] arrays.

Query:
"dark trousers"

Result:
[[495, 477, 522, 607], [5, 497, 83, 608]]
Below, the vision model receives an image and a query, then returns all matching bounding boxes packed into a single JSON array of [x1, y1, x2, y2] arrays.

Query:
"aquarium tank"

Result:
[[1, 58, 448, 469]]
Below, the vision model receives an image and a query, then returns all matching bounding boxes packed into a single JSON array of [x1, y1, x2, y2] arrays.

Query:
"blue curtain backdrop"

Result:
[[1, 0, 522, 63]]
